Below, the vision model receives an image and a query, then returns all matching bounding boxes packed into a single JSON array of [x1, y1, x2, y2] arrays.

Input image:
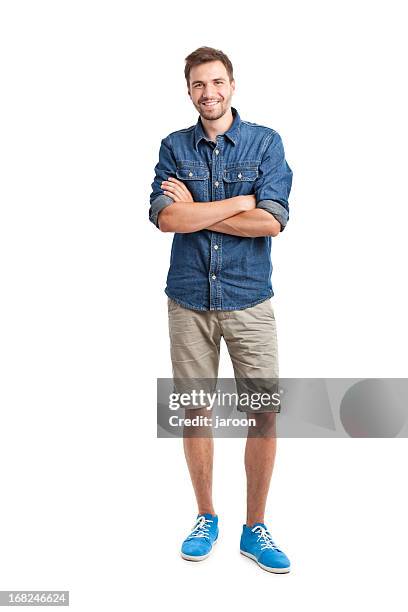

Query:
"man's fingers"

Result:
[[163, 184, 184, 197], [161, 181, 186, 199], [162, 183, 185, 201], [168, 178, 194, 201], [180, 184, 194, 201], [161, 178, 194, 202], [161, 177, 183, 190]]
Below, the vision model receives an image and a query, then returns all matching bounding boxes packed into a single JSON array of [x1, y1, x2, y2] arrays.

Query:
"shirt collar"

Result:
[[194, 106, 241, 151]]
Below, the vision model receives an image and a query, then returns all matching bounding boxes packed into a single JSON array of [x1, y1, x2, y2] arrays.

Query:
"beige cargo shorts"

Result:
[[167, 297, 279, 413]]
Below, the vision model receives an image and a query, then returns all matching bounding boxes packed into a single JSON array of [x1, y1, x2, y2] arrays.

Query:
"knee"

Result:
[[247, 411, 277, 438]]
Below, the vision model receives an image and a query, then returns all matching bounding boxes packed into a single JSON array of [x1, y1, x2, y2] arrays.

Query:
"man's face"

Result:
[[188, 60, 235, 121]]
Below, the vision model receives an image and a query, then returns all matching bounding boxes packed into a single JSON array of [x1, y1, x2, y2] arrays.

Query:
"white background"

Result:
[[0, 0, 407, 610]]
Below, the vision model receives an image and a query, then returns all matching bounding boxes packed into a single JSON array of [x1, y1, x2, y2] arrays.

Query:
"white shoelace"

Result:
[[251, 525, 281, 551], [187, 516, 213, 540]]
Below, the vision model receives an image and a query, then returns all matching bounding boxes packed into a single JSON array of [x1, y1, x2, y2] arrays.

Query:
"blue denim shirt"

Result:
[[149, 107, 292, 311]]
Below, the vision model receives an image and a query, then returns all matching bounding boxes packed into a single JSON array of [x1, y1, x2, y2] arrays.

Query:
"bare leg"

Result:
[[245, 412, 277, 526], [183, 407, 215, 515]]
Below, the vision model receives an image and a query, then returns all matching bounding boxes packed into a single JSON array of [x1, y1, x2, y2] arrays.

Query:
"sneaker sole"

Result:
[[181, 537, 218, 562], [240, 550, 291, 573]]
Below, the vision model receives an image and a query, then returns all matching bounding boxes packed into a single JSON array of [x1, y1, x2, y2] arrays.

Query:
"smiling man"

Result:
[[149, 47, 293, 573]]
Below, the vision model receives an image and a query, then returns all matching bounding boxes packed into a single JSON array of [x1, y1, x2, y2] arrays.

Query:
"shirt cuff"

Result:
[[149, 194, 174, 228], [256, 199, 289, 231]]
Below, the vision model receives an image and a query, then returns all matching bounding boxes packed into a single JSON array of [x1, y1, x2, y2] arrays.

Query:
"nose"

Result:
[[202, 83, 217, 98]]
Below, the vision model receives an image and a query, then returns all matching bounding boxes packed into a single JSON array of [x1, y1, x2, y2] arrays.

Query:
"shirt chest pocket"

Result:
[[176, 164, 210, 202], [223, 165, 259, 198]]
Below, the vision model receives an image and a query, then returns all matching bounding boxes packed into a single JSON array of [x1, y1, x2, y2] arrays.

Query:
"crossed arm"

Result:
[[157, 177, 281, 238]]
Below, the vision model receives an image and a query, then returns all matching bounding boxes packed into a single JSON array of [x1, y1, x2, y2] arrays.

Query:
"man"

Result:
[[149, 47, 293, 574]]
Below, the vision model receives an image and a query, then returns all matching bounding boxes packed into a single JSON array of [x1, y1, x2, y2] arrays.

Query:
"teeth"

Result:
[[202, 101, 219, 106]]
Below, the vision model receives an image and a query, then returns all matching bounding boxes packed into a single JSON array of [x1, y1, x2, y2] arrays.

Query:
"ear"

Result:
[[231, 79, 236, 93]]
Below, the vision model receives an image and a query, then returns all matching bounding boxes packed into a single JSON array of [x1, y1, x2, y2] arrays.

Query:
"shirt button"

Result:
[[213, 245, 218, 250], [212, 274, 216, 280], [215, 149, 219, 155], [214, 181, 219, 187], [188, 171, 193, 177], [238, 172, 242, 179]]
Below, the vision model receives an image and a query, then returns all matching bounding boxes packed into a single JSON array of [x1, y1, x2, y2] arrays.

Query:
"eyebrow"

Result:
[[191, 77, 226, 85]]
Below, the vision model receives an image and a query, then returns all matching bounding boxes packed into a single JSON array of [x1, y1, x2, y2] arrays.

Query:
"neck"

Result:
[[201, 107, 234, 142]]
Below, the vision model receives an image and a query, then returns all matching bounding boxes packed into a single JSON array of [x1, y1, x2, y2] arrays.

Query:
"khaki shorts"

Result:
[[168, 298, 279, 412]]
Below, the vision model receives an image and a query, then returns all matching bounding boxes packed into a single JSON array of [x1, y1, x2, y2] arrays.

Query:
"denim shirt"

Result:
[[149, 107, 293, 311]]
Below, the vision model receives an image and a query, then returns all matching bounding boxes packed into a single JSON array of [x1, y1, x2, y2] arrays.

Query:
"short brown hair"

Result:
[[184, 46, 234, 88]]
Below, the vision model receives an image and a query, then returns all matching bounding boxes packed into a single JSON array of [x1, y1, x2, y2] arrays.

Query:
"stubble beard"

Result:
[[195, 95, 232, 122]]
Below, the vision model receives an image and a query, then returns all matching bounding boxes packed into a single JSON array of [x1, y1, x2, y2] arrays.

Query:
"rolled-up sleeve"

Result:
[[149, 136, 177, 228], [254, 132, 293, 231]]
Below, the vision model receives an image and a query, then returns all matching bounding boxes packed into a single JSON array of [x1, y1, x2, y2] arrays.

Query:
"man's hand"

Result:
[[157, 180, 259, 234], [161, 177, 194, 202], [161, 177, 256, 212]]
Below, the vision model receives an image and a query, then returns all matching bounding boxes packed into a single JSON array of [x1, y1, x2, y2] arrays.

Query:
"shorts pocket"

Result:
[[167, 297, 179, 313]]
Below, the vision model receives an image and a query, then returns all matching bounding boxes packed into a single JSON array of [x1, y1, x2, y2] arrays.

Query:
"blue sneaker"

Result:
[[181, 513, 218, 561], [240, 523, 290, 573]]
